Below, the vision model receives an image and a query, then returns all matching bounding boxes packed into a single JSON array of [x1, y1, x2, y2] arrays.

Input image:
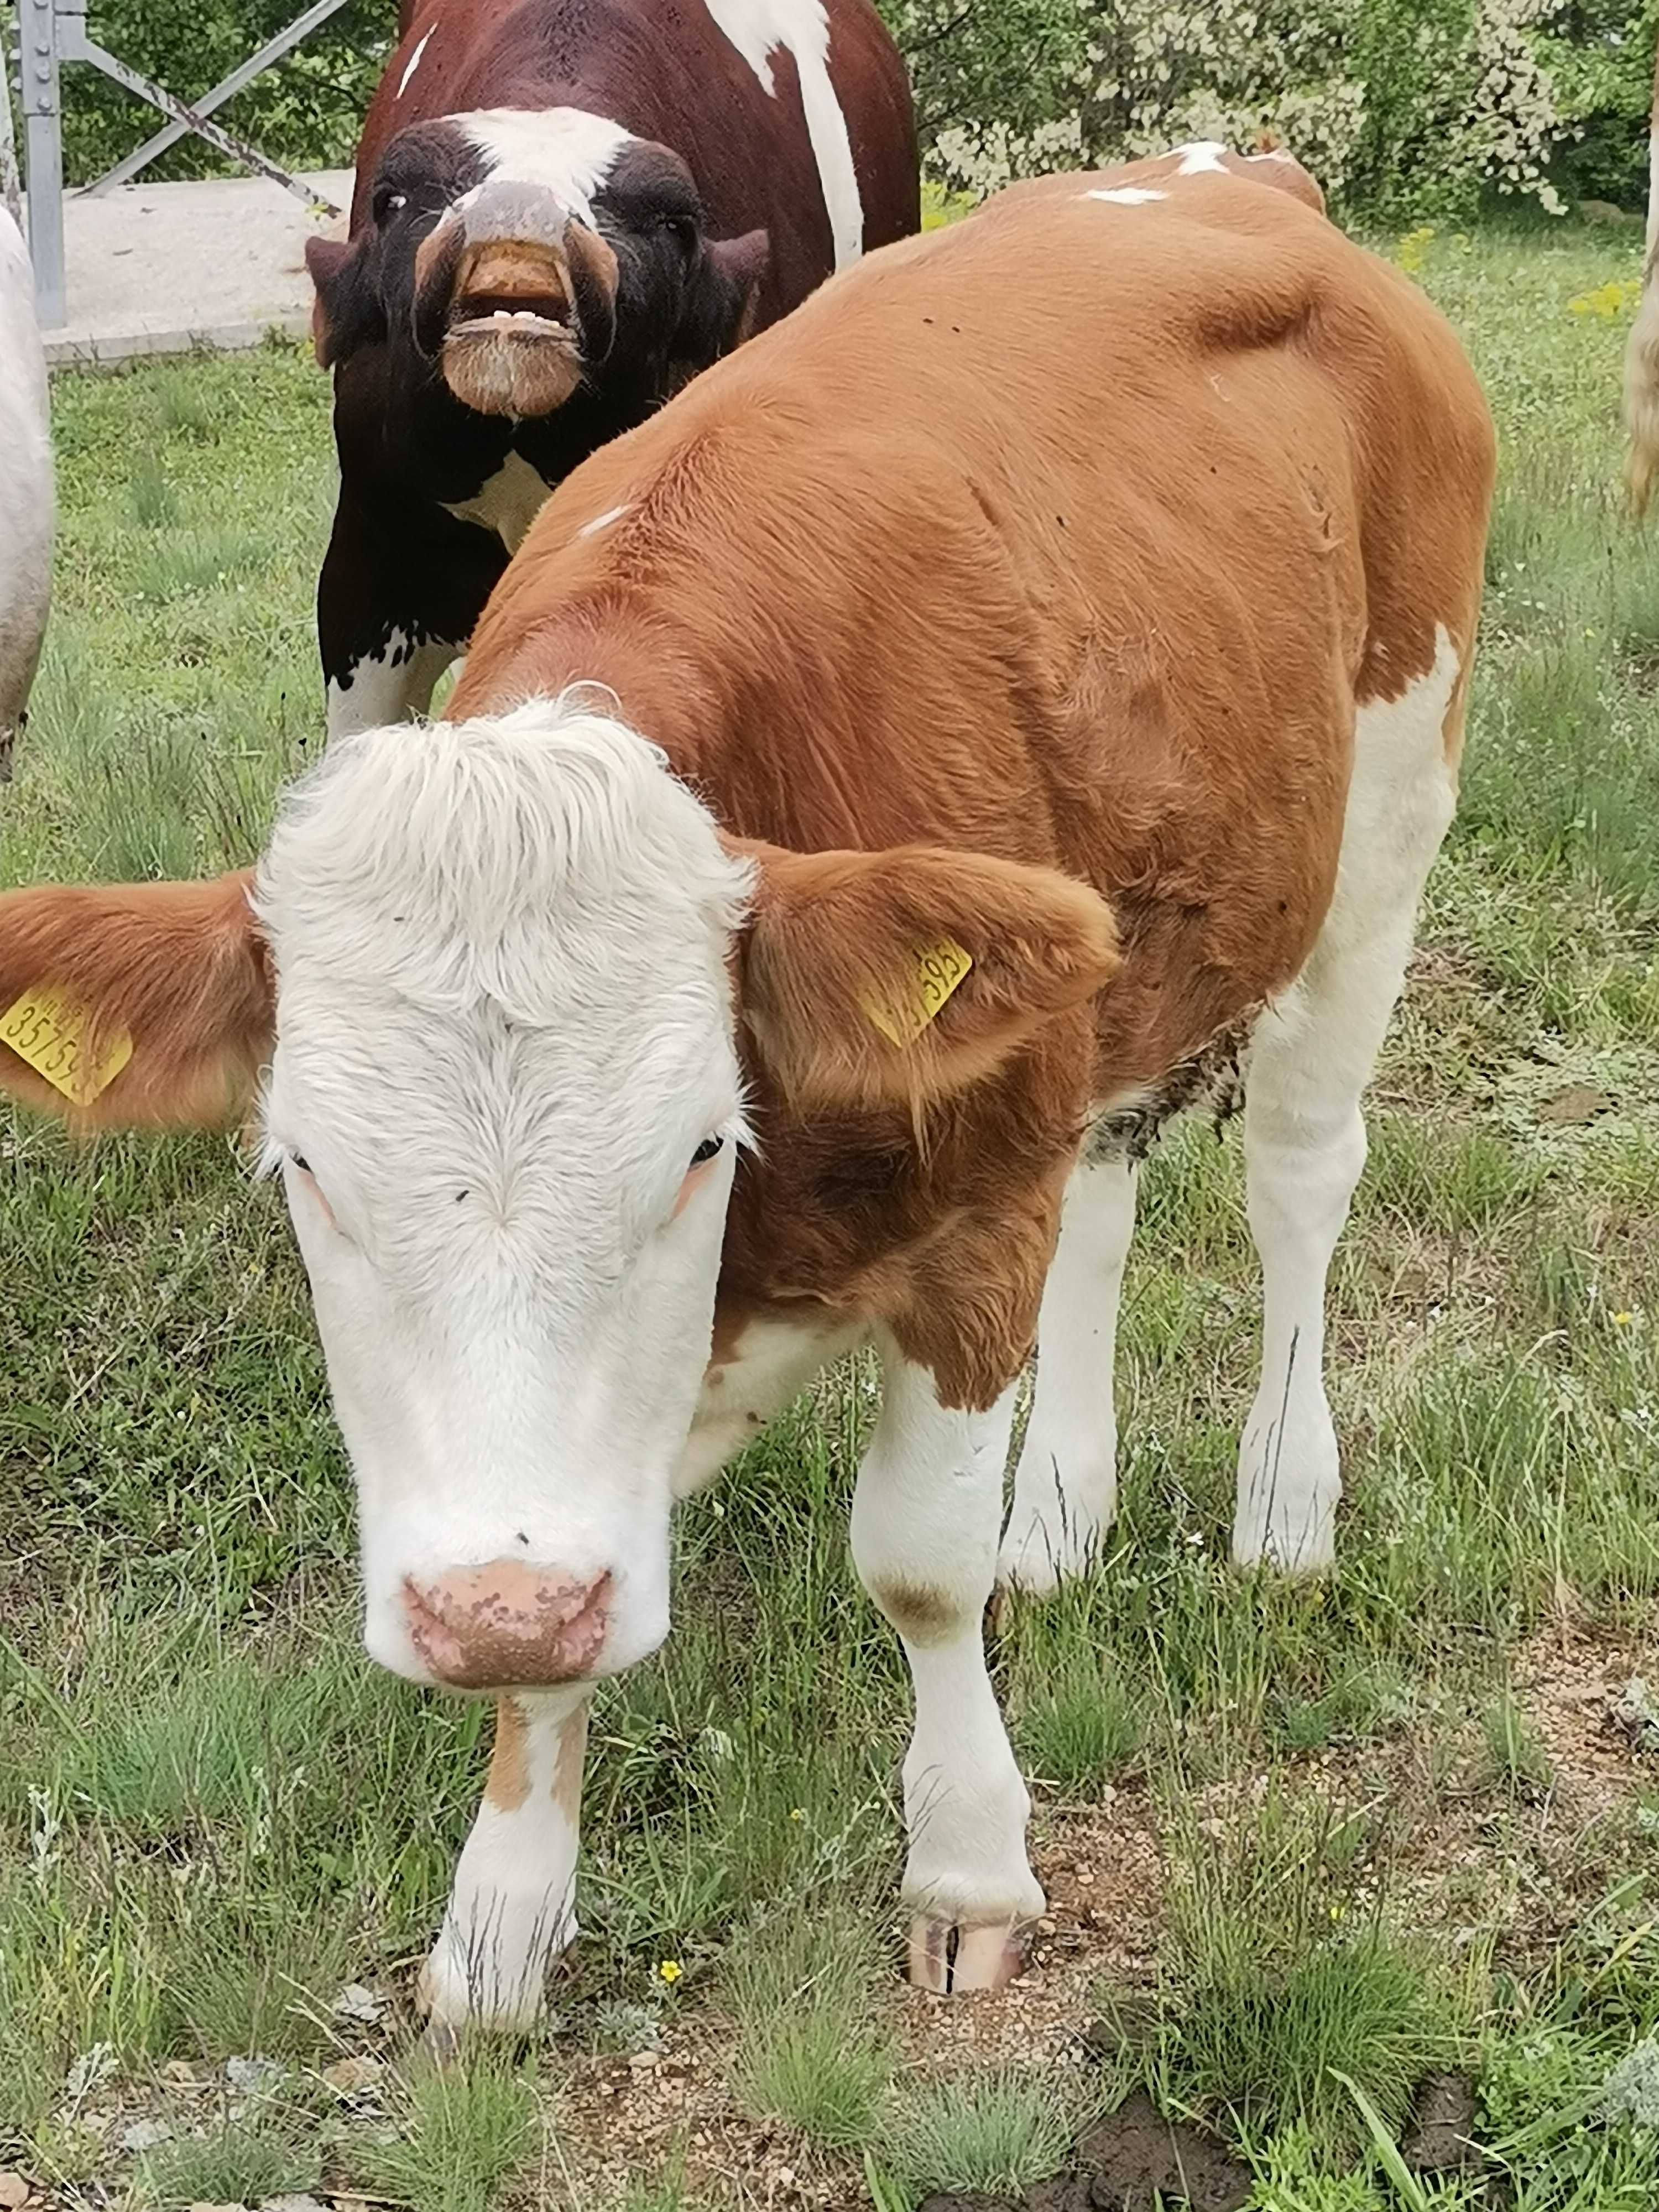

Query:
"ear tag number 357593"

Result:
[[862, 938, 973, 1047], [0, 987, 133, 1105]]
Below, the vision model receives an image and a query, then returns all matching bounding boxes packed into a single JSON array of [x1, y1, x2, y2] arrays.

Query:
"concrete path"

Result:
[[29, 168, 354, 366]]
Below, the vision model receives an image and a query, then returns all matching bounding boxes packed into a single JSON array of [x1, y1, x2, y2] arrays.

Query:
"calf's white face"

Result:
[[255, 700, 750, 1690]]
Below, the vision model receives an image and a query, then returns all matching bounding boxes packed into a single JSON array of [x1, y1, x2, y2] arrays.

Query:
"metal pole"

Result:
[[17, 0, 62, 327], [83, 0, 349, 195]]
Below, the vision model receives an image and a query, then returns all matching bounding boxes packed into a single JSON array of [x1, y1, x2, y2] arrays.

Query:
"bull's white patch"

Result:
[[442, 450, 551, 550], [700, 0, 864, 267], [456, 107, 635, 229], [1083, 186, 1167, 205], [396, 25, 434, 100], [1173, 140, 1230, 175], [326, 626, 457, 740]]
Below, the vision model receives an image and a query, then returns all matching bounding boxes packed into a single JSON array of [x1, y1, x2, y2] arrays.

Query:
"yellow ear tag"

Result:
[[0, 987, 133, 1105], [862, 937, 974, 1047]]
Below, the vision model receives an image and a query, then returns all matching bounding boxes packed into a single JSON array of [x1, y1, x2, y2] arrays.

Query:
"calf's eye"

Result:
[[690, 1134, 724, 1167], [290, 1152, 311, 1173]]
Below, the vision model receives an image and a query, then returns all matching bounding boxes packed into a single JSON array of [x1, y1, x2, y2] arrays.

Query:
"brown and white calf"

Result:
[[308, 0, 917, 738], [0, 148, 1494, 2027]]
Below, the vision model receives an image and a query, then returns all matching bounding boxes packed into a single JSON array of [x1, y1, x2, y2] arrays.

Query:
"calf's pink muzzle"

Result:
[[403, 1560, 613, 1688]]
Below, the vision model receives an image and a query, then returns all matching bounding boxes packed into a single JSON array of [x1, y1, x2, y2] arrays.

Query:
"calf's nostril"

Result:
[[401, 1561, 613, 1689]]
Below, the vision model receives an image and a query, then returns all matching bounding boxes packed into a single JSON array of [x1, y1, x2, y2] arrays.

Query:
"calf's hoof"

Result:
[[907, 1916, 1031, 1995]]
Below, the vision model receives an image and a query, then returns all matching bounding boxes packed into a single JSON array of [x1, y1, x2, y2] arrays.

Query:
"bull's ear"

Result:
[[0, 871, 273, 1130], [672, 227, 769, 379], [732, 839, 1119, 1114], [306, 234, 383, 369]]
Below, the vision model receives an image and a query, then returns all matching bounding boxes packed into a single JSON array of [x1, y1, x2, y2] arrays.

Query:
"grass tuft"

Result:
[[877, 2065, 1094, 2198], [134, 2116, 320, 2209], [352, 2053, 543, 2212]]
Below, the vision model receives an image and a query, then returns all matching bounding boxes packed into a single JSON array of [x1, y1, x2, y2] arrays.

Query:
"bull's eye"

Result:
[[372, 185, 407, 225], [690, 1134, 724, 1167]]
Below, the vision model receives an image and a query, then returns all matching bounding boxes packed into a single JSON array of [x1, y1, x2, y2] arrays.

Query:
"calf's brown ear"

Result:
[[0, 872, 274, 1130], [732, 840, 1119, 1114]]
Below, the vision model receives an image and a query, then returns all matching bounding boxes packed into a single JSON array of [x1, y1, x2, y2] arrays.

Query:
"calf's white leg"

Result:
[[999, 1154, 1138, 1592], [1234, 635, 1462, 1572], [852, 1346, 1044, 1991], [420, 1687, 589, 2033]]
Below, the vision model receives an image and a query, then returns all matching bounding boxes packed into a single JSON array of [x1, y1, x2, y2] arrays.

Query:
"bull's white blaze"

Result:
[[456, 106, 635, 228], [1174, 140, 1230, 175], [255, 696, 752, 1684], [1001, 629, 1463, 1589], [396, 24, 435, 100], [700, 0, 865, 266], [1084, 186, 1166, 205]]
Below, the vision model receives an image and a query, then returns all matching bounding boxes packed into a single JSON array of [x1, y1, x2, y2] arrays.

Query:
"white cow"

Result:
[[0, 206, 52, 780]]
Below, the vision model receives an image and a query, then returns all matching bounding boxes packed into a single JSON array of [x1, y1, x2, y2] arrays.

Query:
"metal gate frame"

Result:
[[7, 0, 348, 329]]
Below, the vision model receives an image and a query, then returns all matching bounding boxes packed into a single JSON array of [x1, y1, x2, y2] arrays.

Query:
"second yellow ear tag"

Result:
[[0, 987, 133, 1105], [862, 938, 974, 1047]]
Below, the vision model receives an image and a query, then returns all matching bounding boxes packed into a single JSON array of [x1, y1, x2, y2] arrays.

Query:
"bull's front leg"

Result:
[[318, 491, 505, 741], [420, 1687, 589, 2034], [852, 1345, 1044, 1992]]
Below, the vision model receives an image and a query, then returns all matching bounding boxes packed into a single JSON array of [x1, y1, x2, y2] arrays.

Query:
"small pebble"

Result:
[[119, 2120, 173, 2152], [0, 2173, 32, 2210]]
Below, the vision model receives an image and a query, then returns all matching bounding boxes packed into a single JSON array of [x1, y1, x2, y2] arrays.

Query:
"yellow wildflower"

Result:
[[658, 1959, 683, 1985]]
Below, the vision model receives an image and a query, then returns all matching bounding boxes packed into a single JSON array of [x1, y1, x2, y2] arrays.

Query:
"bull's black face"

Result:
[[307, 107, 769, 460]]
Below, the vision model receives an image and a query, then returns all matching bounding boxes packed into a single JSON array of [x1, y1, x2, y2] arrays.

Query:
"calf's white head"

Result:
[[0, 694, 1120, 1694], [257, 701, 749, 1684]]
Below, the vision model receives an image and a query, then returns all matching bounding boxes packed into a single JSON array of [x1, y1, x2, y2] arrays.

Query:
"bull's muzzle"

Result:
[[413, 181, 619, 420]]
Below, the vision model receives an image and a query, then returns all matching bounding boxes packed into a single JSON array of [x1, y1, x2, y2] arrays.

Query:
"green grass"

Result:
[[353, 2055, 545, 2212], [877, 2066, 1097, 2198], [2, 210, 1659, 2208]]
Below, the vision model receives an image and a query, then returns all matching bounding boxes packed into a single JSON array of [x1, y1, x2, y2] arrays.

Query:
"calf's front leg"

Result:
[[420, 1687, 589, 2034], [852, 1345, 1044, 1992]]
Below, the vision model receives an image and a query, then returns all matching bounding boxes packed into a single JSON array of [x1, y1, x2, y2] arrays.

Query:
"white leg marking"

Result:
[[326, 629, 457, 740], [1234, 631, 1462, 1573], [999, 1153, 1138, 1594], [421, 1688, 589, 2033], [700, 0, 866, 265], [397, 25, 434, 100], [852, 1346, 1042, 1989]]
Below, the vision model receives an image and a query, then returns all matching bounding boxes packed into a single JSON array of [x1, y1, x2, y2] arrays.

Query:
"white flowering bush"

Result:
[[886, 0, 1646, 217]]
